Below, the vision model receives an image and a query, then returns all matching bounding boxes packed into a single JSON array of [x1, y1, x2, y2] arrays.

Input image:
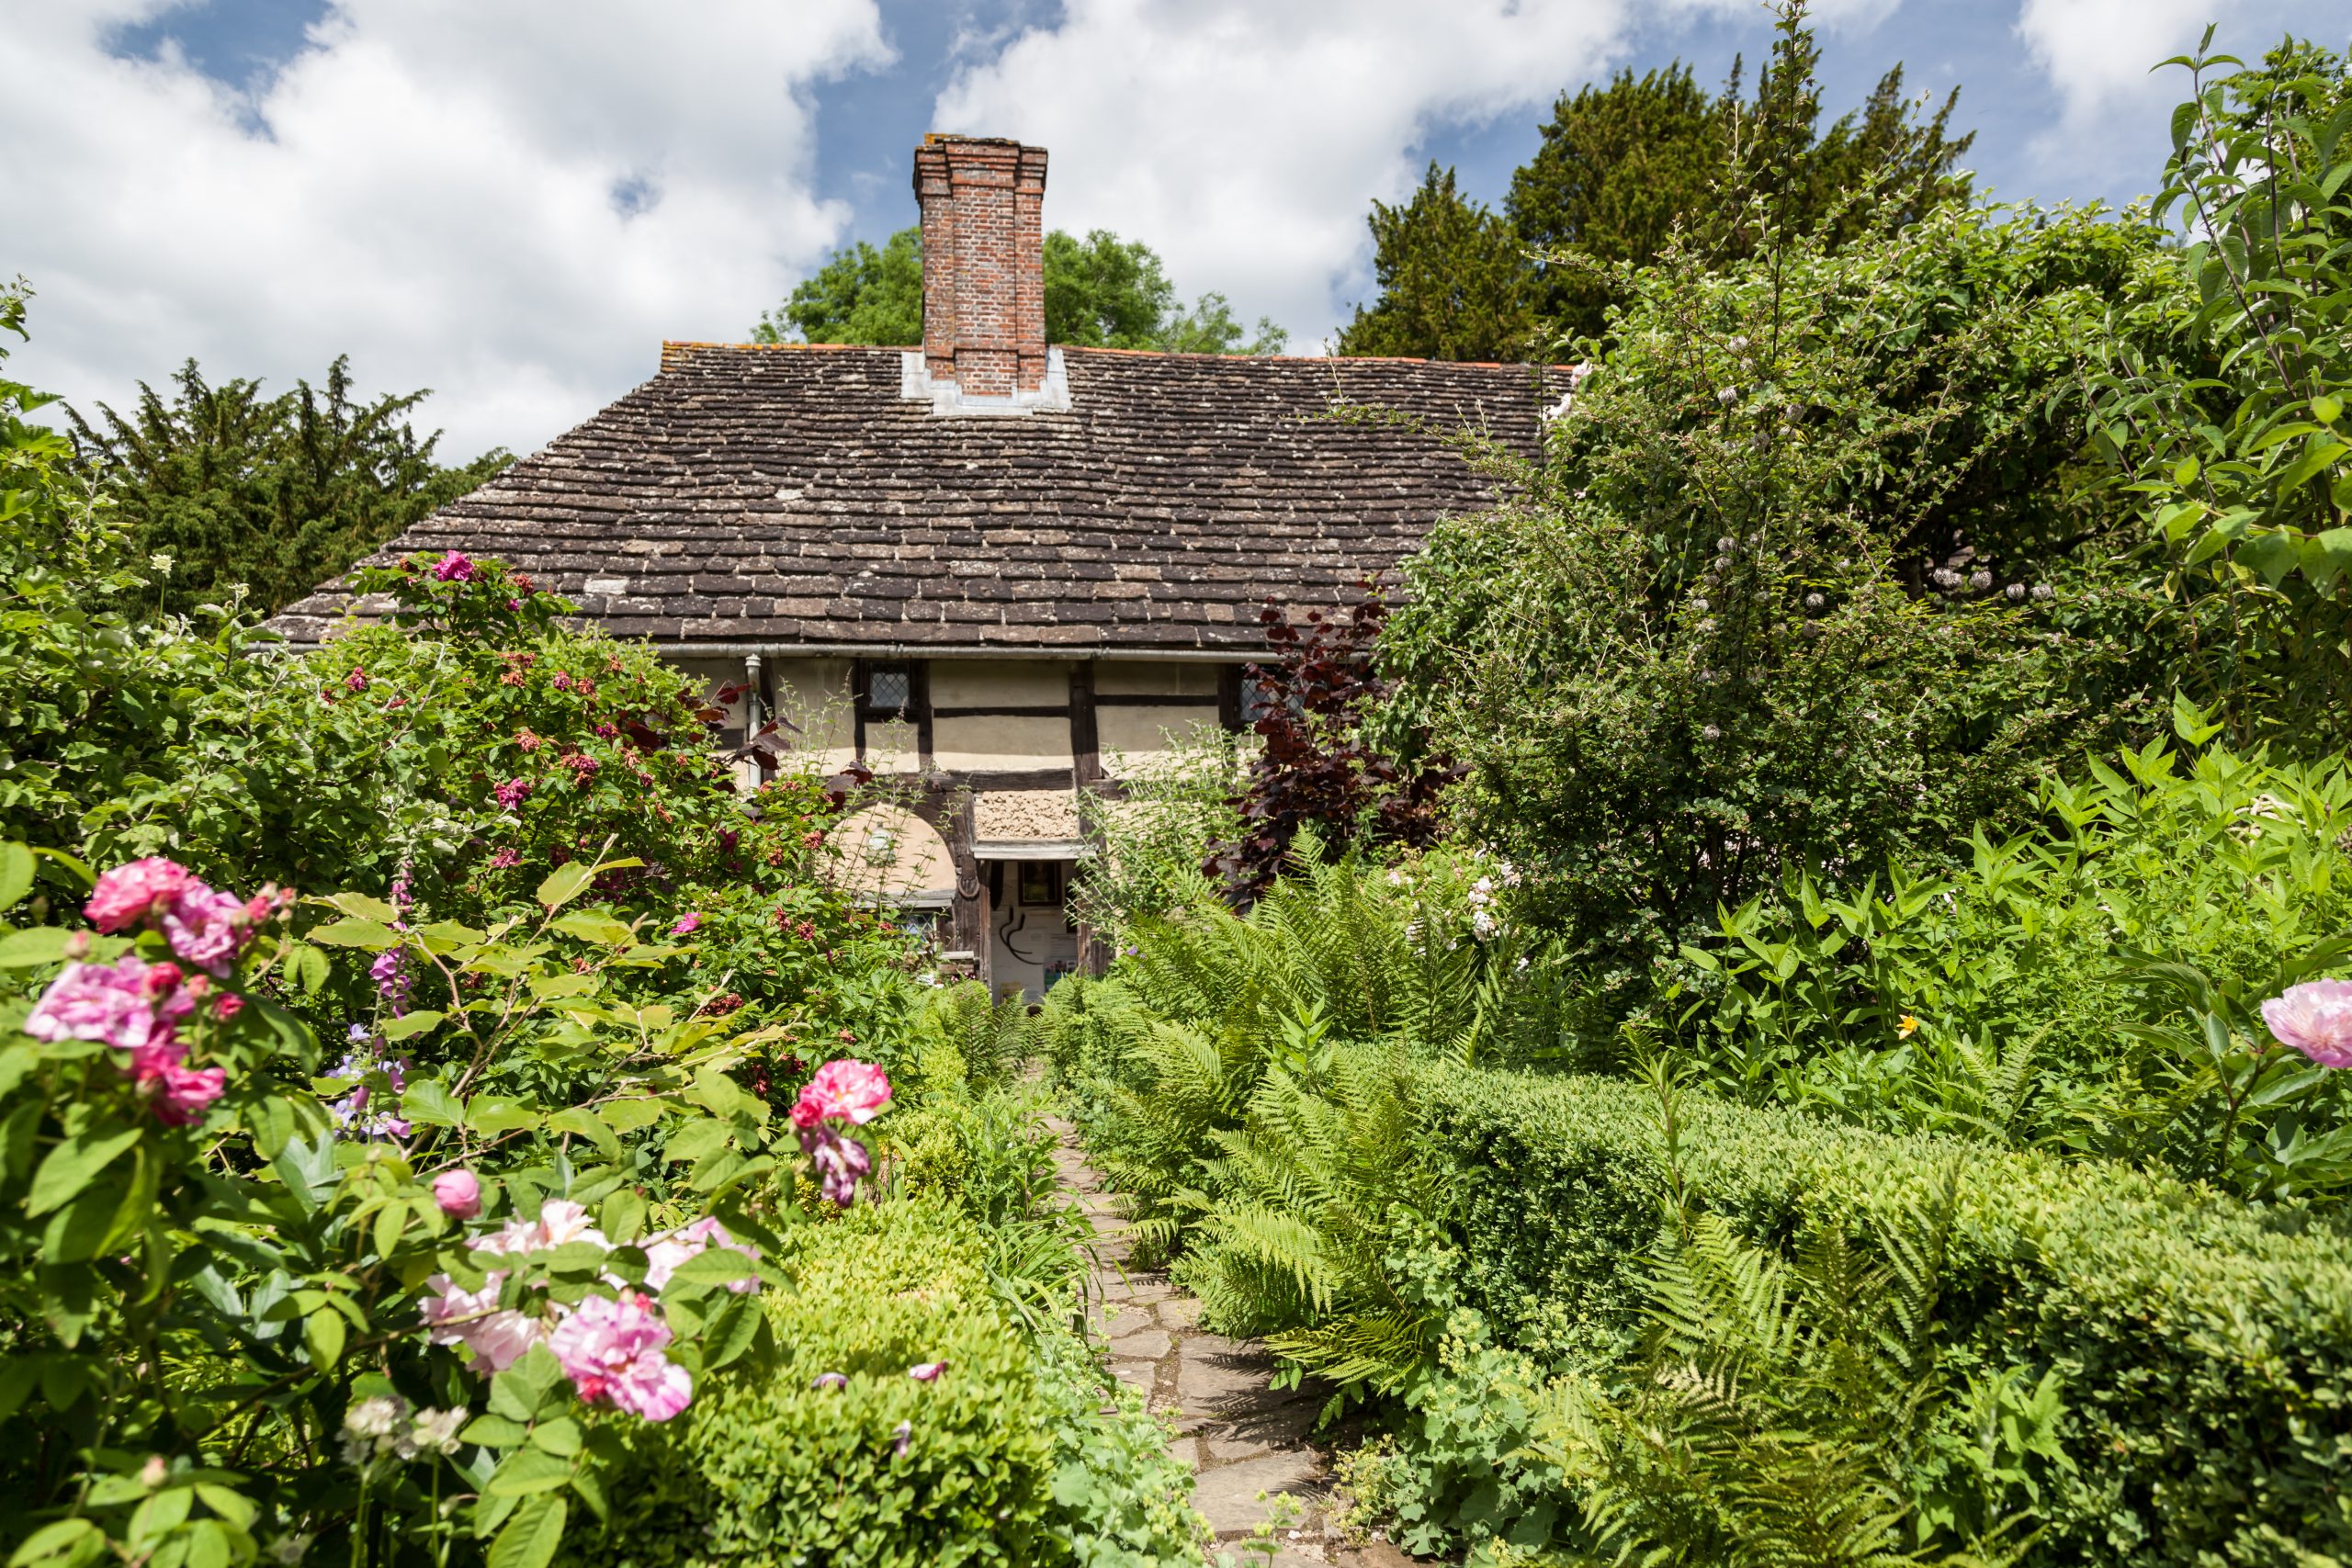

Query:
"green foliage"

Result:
[[1380, 194, 2168, 988], [1069, 724, 1244, 947], [68, 355, 510, 618], [753, 227, 1285, 355], [1419, 1064, 2352, 1566], [0, 848, 816, 1568], [1337, 164, 1538, 362], [593, 1199, 1204, 1568], [2090, 36, 2352, 748], [1665, 729, 2352, 1196], [0, 282, 246, 859], [1345, 3, 1977, 355]]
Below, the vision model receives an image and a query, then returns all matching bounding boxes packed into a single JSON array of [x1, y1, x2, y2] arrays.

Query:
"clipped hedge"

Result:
[[1419, 1066, 2352, 1565], [588, 1198, 1202, 1568]]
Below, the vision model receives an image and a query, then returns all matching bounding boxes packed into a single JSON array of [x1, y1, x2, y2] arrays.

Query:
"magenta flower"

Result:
[[434, 1170, 483, 1219], [798, 1124, 873, 1206], [562, 753, 600, 783], [486, 848, 521, 870], [420, 1272, 544, 1372], [892, 1419, 913, 1458], [789, 1058, 893, 1131], [810, 1371, 848, 1391], [2263, 979, 2352, 1068], [670, 913, 702, 936], [548, 1291, 691, 1421], [26, 957, 182, 1054], [345, 668, 369, 693], [431, 551, 477, 582], [493, 778, 532, 809], [907, 1360, 947, 1382], [157, 883, 251, 976], [153, 1061, 226, 1125], [85, 857, 192, 932]]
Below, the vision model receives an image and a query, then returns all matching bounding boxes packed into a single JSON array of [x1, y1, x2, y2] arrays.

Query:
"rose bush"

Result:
[[0, 846, 895, 1568]]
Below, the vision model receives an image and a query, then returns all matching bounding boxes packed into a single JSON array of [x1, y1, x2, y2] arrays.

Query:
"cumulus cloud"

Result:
[[2015, 0, 2324, 187], [6, 0, 889, 457], [932, 0, 1647, 353]]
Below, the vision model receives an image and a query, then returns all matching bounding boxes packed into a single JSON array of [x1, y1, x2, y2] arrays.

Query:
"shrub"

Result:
[[1419, 1064, 2352, 1566], [591, 1199, 1203, 1568]]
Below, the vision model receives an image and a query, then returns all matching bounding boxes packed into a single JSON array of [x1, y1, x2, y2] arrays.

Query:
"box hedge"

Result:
[[1418, 1066, 2352, 1566], [583, 1197, 1202, 1568]]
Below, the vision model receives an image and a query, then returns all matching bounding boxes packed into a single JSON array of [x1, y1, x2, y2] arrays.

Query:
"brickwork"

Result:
[[912, 135, 1049, 397]]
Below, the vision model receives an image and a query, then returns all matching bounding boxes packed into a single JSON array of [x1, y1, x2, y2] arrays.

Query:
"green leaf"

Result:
[[550, 911, 634, 947], [2237, 527, 2302, 587], [27, 1124, 141, 1217], [459, 1413, 530, 1449], [598, 1099, 665, 1134], [526, 1416, 582, 1457], [486, 1495, 568, 1568], [2300, 528, 2352, 592], [2315, 394, 2344, 426], [0, 844, 34, 913], [2276, 439, 2347, 496], [600, 1188, 646, 1245], [382, 1010, 446, 1041], [304, 1307, 346, 1370], [8, 1520, 97, 1567], [546, 1108, 620, 1159], [0, 929, 76, 968], [400, 1078, 463, 1128], [468, 1097, 539, 1136], [308, 918, 399, 952], [320, 892, 400, 923], [667, 1247, 758, 1292], [535, 864, 596, 911], [486, 1449, 574, 1498]]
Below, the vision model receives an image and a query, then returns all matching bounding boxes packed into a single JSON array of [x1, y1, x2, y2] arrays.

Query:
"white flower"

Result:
[[1472, 876, 1495, 895], [409, 1407, 468, 1458], [1804, 592, 1825, 610], [1969, 569, 1993, 591], [1471, 910, 1498, 940], [149, 553, 175, 576], [1498, 862, 1522, 888], [1716, 387, 1737, 406], [345, 1396, 407, 1440]]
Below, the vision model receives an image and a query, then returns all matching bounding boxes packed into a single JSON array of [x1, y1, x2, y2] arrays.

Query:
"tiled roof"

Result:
[[271, 344, 1558, 652]]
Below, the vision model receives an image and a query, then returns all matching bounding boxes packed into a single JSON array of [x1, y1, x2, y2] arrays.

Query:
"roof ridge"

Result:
[[657, 339, 1576, 373]]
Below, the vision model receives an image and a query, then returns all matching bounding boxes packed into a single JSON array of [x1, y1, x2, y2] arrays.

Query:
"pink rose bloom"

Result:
[[157, 883, 251, 975], [798, 1125, 872, 1207], [789, 1058, 892, 1131], [2263, 979, 2352, 1068], [434, 1170, 483, 1219], [420, 1272, 545, 1372], [431, 551, 476, 582], [26, 956, 182, 1054], [670, 913, 701, 936], [486, 848, 521, 870], [153, 1061, 225, 1126], [907, 1360, 947, 1382], [639, 1216, 760, 1292], [345, 669, 369, 693], [548, 1291, 691, 1420], [533, 1200, 609, 1250], [493, 778, 532, 809], [85, 858, 191, 932]]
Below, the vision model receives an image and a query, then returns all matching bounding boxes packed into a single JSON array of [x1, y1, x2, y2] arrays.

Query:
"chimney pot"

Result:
[[912, 134, 1049, 399]]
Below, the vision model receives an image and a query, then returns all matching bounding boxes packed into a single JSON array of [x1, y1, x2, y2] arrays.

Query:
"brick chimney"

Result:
[[912, 135, 1049, 398]]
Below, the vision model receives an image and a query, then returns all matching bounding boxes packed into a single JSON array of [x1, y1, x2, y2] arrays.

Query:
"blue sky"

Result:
[[10, 0, 2344, 459]]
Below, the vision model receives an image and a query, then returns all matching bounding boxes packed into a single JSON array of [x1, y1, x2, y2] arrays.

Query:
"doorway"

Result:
[[987, 858, 1080, 1003]]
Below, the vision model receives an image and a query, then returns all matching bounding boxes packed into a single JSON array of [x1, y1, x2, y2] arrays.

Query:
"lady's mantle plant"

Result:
[[0, 848, 892, 1568]]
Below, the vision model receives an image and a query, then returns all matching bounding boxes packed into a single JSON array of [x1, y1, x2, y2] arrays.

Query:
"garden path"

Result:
[[1048, 1119, 1415, 1568]]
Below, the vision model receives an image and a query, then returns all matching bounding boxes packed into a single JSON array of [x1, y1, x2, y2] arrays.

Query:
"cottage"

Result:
[[276, 134, 1557, 998]]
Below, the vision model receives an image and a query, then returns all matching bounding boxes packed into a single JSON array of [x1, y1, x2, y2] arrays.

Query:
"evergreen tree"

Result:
[[1348, 1, 1977, 355], [68, 358, 509, 619], [756, 226, 1283, 354], [1334, 164, 1536, 361]]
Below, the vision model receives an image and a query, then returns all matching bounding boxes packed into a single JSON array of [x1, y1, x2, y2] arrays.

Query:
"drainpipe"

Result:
[[742, 653, 763, 738]]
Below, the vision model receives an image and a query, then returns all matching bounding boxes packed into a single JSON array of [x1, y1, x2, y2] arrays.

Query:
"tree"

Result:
[[755, 226, 1285, 354], [1335, 164, 1537, 361], [1344, 1, 1978, 354], [69, 357, 510, 618]]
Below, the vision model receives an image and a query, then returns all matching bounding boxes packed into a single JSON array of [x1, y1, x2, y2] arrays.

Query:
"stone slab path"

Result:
[[1049, 1119, 1417, 1568]]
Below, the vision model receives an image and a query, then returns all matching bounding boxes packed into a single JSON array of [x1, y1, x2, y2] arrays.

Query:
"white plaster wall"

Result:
[[1098, 705, 1223, 769], [821, 805, 956, 903], [934, 713, 1071, 772], [865, 717, 920, 775], [1095, 660, 1225, 697], [932, 659, 1070, 709], [771, 658, 857, 773]]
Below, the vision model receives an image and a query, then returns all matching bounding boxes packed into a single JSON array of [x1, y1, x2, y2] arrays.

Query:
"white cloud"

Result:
[[931, 0, 1645, 353], [5, 0, 890, 457], [2014, 0, 2322, 186]]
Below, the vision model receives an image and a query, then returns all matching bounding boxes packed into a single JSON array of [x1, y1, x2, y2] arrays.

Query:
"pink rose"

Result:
[[907, 1360, 947, 1382], [639, 1216, 759, 1292], [85, 858, 191, 932], [153, 1061, 225, 1126], [26, 956, 184, 1055], [156, 883, 251, 976], [670, 913, 701, 936], [434, 1170, 483, 1219], [431, 551, 476, 582], [548, 1291, 691, 1420], [789, 1058, 892, 1131], [421, 1272, 545, 1372], [2263, 979, 2352, 1068]]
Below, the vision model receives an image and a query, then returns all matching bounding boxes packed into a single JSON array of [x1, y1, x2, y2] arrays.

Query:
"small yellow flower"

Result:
[[1897, 1014, 1921, 1038]]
